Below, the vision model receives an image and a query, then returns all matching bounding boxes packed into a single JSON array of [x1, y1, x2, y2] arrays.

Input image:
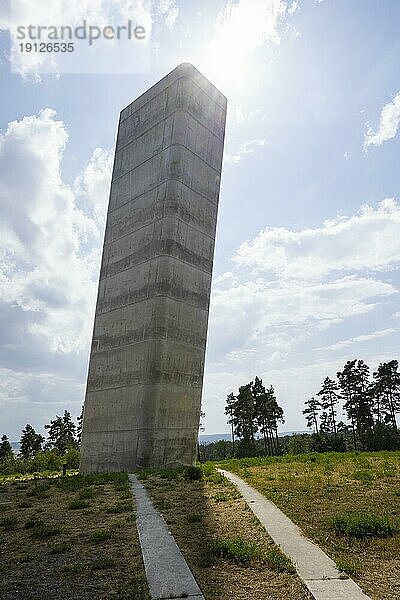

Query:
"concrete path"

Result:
[[217, 469, 371, 600], [128, 474, 205, 600]]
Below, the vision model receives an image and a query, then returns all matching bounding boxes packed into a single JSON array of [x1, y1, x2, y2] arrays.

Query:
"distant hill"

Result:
[[199, 431, 308, 443]]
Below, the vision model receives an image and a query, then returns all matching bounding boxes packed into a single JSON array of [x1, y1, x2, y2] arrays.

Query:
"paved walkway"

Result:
[[129, 474, 205, 600], [218, 469, 371, 600]]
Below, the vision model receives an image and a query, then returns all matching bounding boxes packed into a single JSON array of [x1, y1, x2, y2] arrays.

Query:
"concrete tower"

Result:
[[80, 63, 226, 473]]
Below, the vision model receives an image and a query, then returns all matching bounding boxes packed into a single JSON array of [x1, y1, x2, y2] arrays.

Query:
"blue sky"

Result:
[[0, 0, 400, 439]]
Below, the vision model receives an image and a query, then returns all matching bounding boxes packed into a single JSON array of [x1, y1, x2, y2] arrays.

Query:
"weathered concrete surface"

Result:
[[129, 474, 205, 600], [218, 469, 371, 600], [80, 63, 226, 472]]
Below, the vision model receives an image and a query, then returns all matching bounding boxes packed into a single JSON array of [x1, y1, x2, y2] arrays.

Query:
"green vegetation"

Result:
[[302, 358, 400, 453], [208, 536, 295, 573], [330, 512, 397, 539], [0, 471, 149, 599], [0, 408, 82, 477], [90, 529, 113, 542], [225, 377, 284, 458], [92, 557, 116, 570], [218, 450, 400, 599], [68, 498, 90, 510], [140, 465, 311, 600], [335, 558, 360, 576]]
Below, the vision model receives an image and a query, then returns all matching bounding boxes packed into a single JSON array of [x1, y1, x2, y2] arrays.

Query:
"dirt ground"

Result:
[[0, 472, 149, 600]]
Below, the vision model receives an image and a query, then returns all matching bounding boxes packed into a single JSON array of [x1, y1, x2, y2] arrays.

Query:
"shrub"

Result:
[[68, 498, 89, 510], [184, 466, 203, 481], [91, 529, 112, 542], [330, 513, 397, 538], [264, 546, 296, 573], [336, 558, 360, 576], [92, 556, 115, 570], [352, 470, 373, 482], [31, 524, 61, 539], [79, 487, 94, 499], [186, 514, 202, 523], [209, 537, 258, 564]]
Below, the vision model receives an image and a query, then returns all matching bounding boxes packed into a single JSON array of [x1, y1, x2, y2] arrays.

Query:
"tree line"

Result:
[[224, 376, 285, 458], [302, 358, 400, 452], [0, 409, 83, 474]]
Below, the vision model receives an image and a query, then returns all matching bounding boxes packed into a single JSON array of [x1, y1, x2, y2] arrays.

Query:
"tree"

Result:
[[317, 377, 340, 435], [303, 397, 320, 434], [225, 392, 237, 455], [0, 434, 13, 461], [372, 360, 400, 430], [253, 377, 274, 455], [77, 406, 84, 446], [235, 382, 258, 455], [337, 359, 373, 449], [45, 410, 78, 455], [19, 424, 44, 459]]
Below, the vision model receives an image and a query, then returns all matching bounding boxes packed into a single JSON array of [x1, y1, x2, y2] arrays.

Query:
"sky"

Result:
[[0, 0, 399, 440]]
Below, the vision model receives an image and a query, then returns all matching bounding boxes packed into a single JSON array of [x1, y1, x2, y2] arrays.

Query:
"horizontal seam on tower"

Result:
[[107, 177, 218, 217], [95, 294, 210, 317], [111, 141, 221, 187], [104, 213, 215, 247], [117, 107, 224, 154], [86, 382, 203, 393], [90, 336, 206, 353], [99, 252, 213, 281]]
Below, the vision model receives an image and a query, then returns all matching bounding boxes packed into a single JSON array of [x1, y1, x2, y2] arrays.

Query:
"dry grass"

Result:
[[0, 472, 149, 600], [219, 451, 400, 600], [139, 467, 312, 600]]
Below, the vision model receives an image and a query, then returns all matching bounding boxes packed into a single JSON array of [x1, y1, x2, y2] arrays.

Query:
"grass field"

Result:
[[0, 472, 149, 600], [140, 466, 312, 600], [2, 452, 398, 600], [218, 451, 400, 600]]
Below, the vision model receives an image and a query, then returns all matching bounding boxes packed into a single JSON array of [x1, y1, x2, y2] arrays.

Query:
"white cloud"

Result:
[[203, 199, 400, 431], [364, 91, 400, 148], [0, 109, 112, 354], [315, 329, 397, 352], [0, 0, 177, 80], [233, 199, 400, 279], [225, 138, 266, 164]]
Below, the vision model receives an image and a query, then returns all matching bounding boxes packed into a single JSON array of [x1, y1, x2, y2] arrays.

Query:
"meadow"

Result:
[[218, 451, 400, 600], [1, 452, 399, 599]]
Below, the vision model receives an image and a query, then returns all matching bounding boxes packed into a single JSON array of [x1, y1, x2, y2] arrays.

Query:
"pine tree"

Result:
[[317, 376, 340, 435], [337, 359, 373, 449], [253, 377, 273, 455], [0, 434, 13, 461], [303, 397, 320, 434], [19, 424, 44, 459], [373, 360, 400, 430], [45, 410, 78, 455], [235, 383, 258, 455], [264, 385, 284, 454], [225, 392, 237, 454]]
